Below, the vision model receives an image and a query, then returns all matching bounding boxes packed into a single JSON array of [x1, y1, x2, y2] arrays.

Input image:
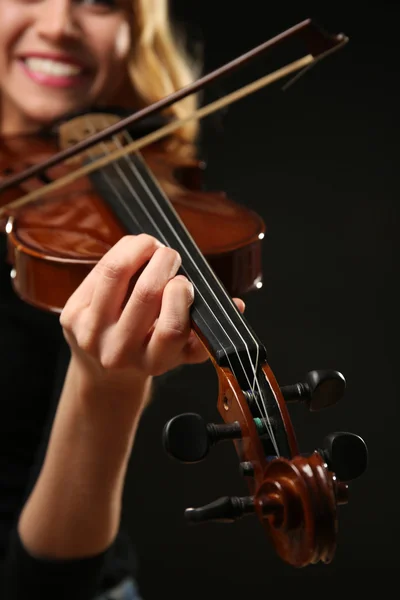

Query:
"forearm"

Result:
[[18, 355, 152, 560]]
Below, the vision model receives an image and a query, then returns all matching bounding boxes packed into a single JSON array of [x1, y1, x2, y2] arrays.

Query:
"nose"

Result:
[[36, 0, 79, 41]]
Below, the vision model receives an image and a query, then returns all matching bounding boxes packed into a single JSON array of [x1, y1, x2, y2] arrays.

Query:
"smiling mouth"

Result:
[[17, 56, 92, 90], [22, 57, 86, 77]]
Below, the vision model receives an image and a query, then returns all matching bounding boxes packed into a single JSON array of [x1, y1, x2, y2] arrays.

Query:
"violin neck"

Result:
[[89, 151, 267, 389]]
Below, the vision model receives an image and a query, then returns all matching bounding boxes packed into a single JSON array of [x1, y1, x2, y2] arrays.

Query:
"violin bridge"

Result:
[[58, 113, 126, 165]]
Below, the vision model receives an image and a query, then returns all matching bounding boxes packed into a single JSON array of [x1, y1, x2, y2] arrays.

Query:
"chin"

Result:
[[21, 96, 91, 129]]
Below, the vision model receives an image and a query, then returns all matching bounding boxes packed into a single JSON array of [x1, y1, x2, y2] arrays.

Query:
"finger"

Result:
[[144, 275, 194, 375], [233, 298, 245, 313], [177, 298, 244, 365], [115, 246, 182, 344], [180, 330, 210, 364], [88, 234, 164, 325]]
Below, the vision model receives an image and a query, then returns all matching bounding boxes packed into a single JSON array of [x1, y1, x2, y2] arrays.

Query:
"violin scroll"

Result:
[[163, 362, 368, 567]]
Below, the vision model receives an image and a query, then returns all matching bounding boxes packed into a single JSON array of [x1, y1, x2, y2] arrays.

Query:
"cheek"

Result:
[[115, 21, 131, 60], [0, 8, 30, 69], [88, 20, 131, 76]]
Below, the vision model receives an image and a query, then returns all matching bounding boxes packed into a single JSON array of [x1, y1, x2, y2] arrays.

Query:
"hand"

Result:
[[60, 234, 245, 383]]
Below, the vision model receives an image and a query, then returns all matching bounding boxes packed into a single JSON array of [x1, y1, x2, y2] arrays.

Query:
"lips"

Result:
[[17, 52, 92, 88]]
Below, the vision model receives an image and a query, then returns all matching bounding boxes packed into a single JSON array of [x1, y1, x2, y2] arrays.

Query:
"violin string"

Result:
[[89, 129, 239, 390], [89, 116, 279, 454], [119, 148, 278, 453], [85, 117, 276, 450], [114, 147, 273, 439], [114, 135, 275, 446], [82, 116, 277, 453]]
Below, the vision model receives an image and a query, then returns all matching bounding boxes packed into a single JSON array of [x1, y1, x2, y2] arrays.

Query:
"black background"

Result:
[[123, 0, 398, 593]]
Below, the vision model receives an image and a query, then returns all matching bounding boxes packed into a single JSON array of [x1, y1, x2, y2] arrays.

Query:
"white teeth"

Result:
[[24, 58, 82, 76]]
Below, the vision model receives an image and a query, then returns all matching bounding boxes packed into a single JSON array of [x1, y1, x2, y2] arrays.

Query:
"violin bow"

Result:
[[0, 18, 347, 209]]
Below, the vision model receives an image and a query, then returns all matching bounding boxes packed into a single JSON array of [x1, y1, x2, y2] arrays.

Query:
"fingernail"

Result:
[[175, 275, 194, 295]]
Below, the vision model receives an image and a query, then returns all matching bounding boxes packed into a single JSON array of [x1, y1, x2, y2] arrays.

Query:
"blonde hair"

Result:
[[122, 0, 201, 159]]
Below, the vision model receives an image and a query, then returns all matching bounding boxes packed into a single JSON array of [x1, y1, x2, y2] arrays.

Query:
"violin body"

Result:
[[0, 131, 264, 312]]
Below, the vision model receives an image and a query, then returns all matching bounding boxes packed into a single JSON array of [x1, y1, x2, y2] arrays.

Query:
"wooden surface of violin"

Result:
[[0, 129, 265, 312]]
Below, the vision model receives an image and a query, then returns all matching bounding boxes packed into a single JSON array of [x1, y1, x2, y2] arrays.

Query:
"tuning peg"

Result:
[[162, 412, 242, 463], [281, 369, 346, 411], [185, 496, 256, 523], [185, 494, 283, 524], [319, 432, 368, 481]]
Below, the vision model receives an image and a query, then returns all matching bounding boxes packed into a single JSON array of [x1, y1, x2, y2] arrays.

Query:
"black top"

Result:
[[0, 231, 137, 599], [0, 112, 170, 599]]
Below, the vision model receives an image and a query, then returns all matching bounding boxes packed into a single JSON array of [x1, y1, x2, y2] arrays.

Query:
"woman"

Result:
[[0, 1, 244, 598]]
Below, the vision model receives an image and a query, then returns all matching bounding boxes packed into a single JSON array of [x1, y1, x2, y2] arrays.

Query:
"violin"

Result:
[[0, 19, 368, 567]]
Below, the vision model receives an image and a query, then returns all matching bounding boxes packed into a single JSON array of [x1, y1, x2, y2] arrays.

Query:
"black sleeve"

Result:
[[0, 336, 117, 600], [1, 528, 113, 600], [0, 228, 136, 599]]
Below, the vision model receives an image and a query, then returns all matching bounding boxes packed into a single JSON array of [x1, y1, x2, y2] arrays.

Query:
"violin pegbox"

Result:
[[162, 363, 368, 567]]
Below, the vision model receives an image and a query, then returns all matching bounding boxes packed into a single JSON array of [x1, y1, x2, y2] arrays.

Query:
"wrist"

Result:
[[65, 351, 153, 432]]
